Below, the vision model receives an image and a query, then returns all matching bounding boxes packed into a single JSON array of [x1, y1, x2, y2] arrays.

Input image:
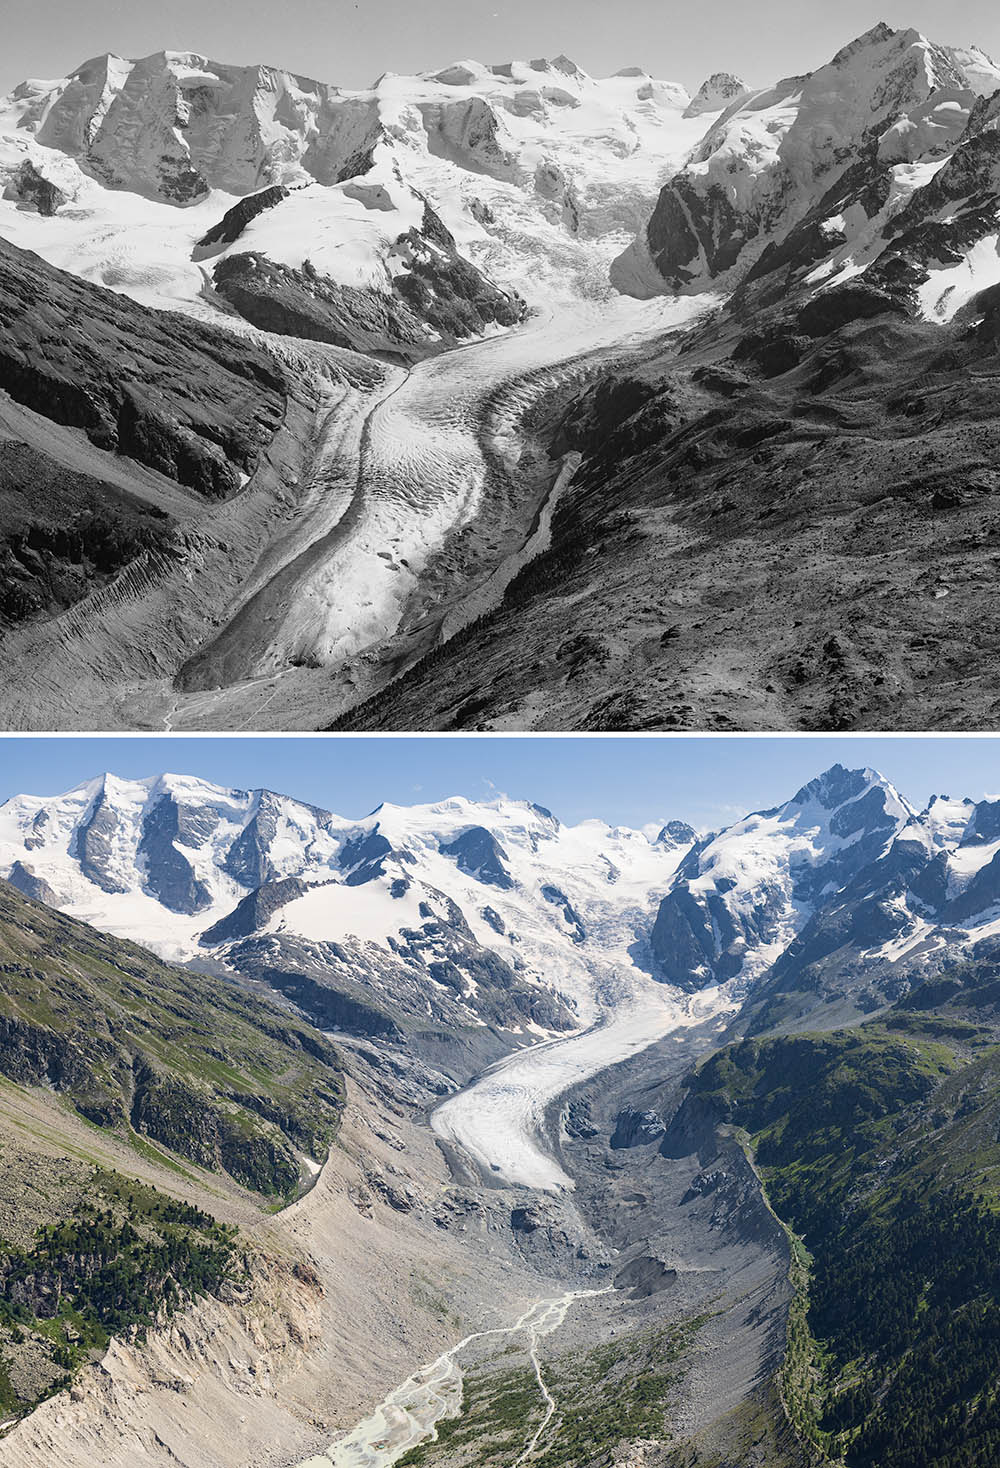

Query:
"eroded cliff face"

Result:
[[0, 1072, 566, 1468], [0, 1251, 325, 1468]]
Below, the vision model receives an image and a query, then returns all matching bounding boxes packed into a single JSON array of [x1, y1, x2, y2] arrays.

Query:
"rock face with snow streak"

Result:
[[208, 219, 527, 359], [0, 233, 287, 499], [683, 73, 749, 118], [7, 52, 381, 199], [872, 97, 1000, 320], [613, 24, 1000, 318]]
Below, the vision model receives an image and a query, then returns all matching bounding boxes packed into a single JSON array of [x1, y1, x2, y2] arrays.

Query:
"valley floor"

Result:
[[292, 986, 791, 1468], [0, 964, 791, 1468]]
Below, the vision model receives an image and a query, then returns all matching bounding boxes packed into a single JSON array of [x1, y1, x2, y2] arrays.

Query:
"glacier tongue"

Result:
[[432, 980, 732, 1190]]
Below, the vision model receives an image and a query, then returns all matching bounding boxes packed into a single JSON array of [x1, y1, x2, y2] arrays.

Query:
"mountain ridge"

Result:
[[8, 762, 1000, 1048], [0, 44, 717, 338], [613, 22, 1000, 313]]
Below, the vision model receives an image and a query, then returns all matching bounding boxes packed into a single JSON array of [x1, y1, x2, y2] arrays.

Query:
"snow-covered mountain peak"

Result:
[[648, 764, 916, 991], [785, 763, 913, 826], [903, 794, 977, 850], [0, 41, 717, 330], [12, 765, 1000, 1047], [721, 764, 913, 861], [612, 19, 1000, 307], [683, 72, 749, 118], [656, 819, 697, 849], [0, 771, 697, 1044], [948, 43, 1000, 97]]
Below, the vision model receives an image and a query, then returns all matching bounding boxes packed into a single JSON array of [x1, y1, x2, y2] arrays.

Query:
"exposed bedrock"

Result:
[[0, 237, 286, 498], [212, 230, 526, 363]]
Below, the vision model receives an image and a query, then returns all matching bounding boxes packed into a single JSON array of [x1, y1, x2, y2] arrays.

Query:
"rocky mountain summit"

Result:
[[614, 24, 1000, 316], [682, 71, 749, 118], [645, 762, 1000, 1027]]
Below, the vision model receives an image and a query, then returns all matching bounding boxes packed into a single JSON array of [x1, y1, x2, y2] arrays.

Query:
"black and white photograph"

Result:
[[2, 2, 999, 729]]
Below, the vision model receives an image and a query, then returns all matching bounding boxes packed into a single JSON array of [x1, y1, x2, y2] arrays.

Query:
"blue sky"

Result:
[[1, 736, 998, 832], [3, 1, 997, 98]]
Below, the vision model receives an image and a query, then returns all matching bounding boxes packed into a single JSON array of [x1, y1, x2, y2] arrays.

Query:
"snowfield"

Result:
[[0, 51, 717, 319], [0, 777, 694, 1025]]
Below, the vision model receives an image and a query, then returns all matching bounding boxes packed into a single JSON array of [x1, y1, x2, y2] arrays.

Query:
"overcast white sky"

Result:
[[2, 0, 998, 96]]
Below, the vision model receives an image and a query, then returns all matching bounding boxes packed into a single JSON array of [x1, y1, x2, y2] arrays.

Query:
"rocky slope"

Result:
[[0, 232, 303, 635], [0, 892, 636, 1468], [0, 878, 354, 1428], [0, 879, 345, 1193], [338, 241, 1000, 731], [0, 236, 286, 496]]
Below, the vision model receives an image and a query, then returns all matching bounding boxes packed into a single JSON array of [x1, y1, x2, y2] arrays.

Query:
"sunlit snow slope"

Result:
[[0, 51, 719, 322], [613, 25, 1000, 319], [0, 774, 697, 1037]]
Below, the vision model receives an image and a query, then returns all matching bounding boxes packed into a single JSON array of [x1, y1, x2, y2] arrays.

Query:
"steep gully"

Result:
[[301, 977, 732, 1468]]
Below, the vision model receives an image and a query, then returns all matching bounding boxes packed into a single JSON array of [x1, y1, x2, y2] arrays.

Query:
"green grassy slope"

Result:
[[0, 878, 349, 1425], [0, 879, 345, 1196]]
